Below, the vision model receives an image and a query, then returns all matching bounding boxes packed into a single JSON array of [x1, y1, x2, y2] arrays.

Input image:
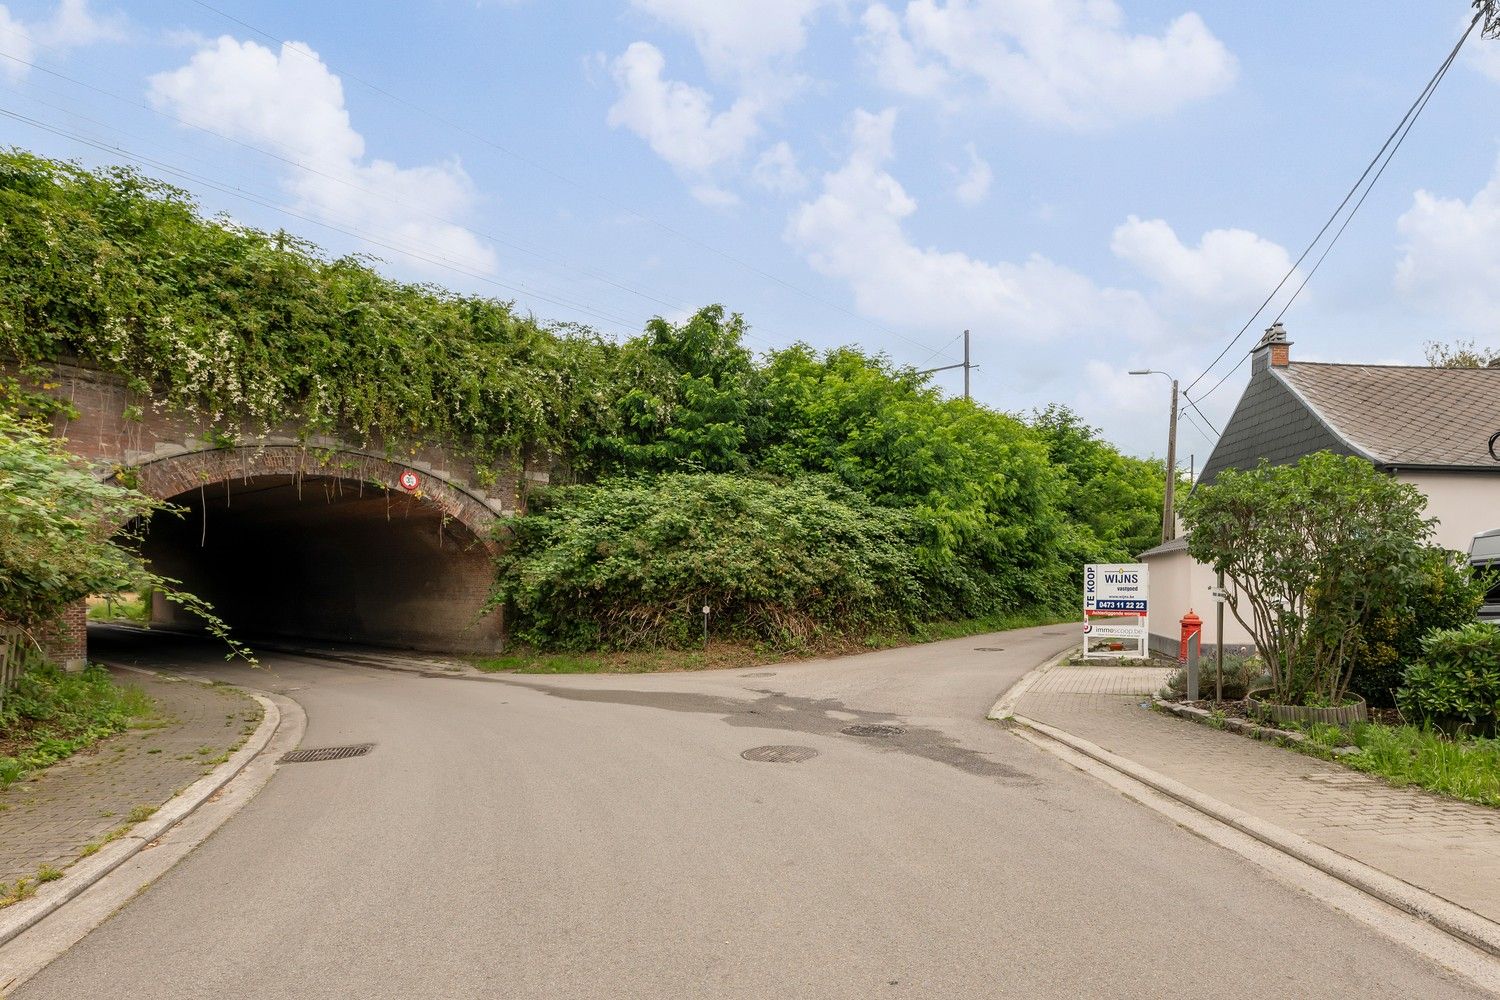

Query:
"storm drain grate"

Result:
[[280, 743, 374, 764], [741, 745, 818, 764], [841, 724, 904, 737]]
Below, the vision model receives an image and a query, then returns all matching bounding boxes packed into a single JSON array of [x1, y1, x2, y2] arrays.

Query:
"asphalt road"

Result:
[[11, 626, 1490, 998]]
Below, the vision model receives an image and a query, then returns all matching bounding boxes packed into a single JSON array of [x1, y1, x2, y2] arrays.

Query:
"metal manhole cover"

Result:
[[841, 724, 904, 737], [280, 743, 374, 764], [741, 745, 818, 764], [974, 647, 1005, 651]]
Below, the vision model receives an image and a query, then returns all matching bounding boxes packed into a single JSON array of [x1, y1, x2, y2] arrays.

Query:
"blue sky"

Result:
[[1, 1, 1497, 462]]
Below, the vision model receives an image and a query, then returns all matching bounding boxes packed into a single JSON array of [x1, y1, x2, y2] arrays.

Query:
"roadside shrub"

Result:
[[492, 474, 944, 649], [1349, 547, 1488, 708], [0, 661, 152, 787], [1165, 654, 1266, 701], [1397, 623, 1500, 737]]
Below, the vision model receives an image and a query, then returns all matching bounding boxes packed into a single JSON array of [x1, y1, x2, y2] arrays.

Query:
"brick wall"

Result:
[[37, 601, 88, 671], [13, 360, 545, 657]]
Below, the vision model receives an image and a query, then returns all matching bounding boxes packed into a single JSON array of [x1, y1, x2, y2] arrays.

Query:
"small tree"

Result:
[[0, 412, 250, 661], [1181, 452, 1432, 704]]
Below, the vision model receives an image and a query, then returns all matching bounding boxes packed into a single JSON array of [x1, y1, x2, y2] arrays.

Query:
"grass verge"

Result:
[[475, 607, 1074, 675], [0, 663, 156, 788], [1299, 722, 1500, 809]]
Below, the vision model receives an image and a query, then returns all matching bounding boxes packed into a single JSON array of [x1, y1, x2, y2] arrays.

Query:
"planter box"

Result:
[[1246, 691, 1367, 727]]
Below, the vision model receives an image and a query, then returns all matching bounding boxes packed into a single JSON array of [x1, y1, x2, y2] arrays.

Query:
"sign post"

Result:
[[1082, 563, 1149, 660]]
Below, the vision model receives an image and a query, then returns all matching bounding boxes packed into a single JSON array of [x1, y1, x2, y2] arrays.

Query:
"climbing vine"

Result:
[[0, 150, 655, 466]]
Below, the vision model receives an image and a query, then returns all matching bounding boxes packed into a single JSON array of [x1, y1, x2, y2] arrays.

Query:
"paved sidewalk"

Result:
[[0, 668, 261, 887], [1017, 664, 1500, 926]]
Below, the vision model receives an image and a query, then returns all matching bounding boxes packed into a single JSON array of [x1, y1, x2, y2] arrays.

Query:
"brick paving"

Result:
[[0, 667, 260, 887], [1018, 665, 1500, 924]]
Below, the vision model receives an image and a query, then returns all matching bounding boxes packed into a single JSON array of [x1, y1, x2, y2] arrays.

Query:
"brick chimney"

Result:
[[1251, 322, 1292, 373]]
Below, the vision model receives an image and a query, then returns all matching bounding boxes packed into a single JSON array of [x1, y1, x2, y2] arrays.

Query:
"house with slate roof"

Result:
[[1139, 323, 1500, 656]]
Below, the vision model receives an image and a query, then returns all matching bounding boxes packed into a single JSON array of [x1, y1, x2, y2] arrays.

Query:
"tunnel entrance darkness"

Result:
[[137, 474, 502, 654]]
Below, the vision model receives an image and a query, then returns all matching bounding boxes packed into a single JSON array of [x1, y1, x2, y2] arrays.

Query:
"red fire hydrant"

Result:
[[1178, 609, 1202, 663]]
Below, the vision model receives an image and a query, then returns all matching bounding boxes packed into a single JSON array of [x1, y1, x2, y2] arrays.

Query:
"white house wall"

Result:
[[1397, 472, 1500, 553], [1140, 546, 1255, 658]]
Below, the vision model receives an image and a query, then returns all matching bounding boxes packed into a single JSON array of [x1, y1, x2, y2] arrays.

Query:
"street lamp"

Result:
[[1129, 369, 1178, 544]]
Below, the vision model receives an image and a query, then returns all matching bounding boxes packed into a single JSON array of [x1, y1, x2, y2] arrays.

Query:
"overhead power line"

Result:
[[180, 0, 963, 366], [1181, 10, 1484, 411]]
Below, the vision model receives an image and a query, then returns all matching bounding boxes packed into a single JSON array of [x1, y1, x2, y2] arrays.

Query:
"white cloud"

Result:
[[859, 2, 949, 100], [690, 183, 740, 208], [149, 37, 493, 274], [1466, 32, 1500, 85], [786, 107, 1158, 340], [607, 41, 763, 175], [752, 140, 807, 193], [0, 0, 124, 80], [953, 142, 991, 204], [1111, 215, 1297, 315], [631, 0, 832, 80], [39, 0, 124, 46], [860, 0, 1237, 129], [1394, 156, 1500, 333], [0, 8, 33, 81]]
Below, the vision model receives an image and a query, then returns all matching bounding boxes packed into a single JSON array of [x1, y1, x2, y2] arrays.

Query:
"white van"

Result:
[[1469, 528, 1500, 621]]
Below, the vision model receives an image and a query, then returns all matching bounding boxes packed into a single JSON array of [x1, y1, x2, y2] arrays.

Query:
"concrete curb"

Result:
[[985, 647, 1070, 721], [1008, 708, 1500, 959], [1152, 697, 1360, 756], [0, 670, 283, 948]]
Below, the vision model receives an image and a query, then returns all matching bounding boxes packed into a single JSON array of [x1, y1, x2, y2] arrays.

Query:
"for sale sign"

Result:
[[1083, 563, 1149, 658]]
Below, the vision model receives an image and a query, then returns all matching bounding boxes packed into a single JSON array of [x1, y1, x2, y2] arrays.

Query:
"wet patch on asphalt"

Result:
[[501, 682, 1035, 784]]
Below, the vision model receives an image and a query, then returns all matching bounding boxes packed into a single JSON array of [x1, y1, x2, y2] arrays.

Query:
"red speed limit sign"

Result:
[[398, 470, 420, 492]]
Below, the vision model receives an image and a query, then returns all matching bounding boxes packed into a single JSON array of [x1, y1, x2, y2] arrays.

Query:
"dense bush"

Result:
[[1349, 548, 1488, 707], [492, 474, 938, 649], [1183, 453, 1433, 705], [1398, 623, 1500, 737]]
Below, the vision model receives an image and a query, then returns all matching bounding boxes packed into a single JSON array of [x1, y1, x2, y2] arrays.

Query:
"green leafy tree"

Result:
[[1423, 338, 1500, 368], [0, 412, 250, 661], [1181, 452, 1433, 704], [1029, 404, 1166, 561], [582, 306, 766, 474]]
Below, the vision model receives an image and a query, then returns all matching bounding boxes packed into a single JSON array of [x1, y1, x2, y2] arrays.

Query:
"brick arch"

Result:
[[115, 444, 500, 548]]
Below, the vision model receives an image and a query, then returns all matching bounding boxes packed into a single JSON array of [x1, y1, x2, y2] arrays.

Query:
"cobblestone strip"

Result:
[[0, 668, 261, 888], [1017, 688, 1500, 926]]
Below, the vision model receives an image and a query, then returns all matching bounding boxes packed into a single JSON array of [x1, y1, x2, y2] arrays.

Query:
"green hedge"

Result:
[[493, 474, 969, 649], [1398, 623, 1500, 737]]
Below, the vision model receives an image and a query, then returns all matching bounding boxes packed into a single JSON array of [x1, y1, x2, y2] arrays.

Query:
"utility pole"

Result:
[[919, 330, 977, 401], [963, 329, 971, 401], [1128, 369, 1180, 544], [1163, 377, 1178, 543]]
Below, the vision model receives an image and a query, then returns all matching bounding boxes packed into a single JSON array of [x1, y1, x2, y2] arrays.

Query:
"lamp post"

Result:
[[1129, 369, 1178, 544]]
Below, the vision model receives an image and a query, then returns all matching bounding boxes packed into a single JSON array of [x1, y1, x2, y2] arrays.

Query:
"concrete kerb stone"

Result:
[[1153, 697, 1361, 757], [0, 668, 283, 948], [997, 680, 1500, 959], [986, 646, 1070, 721]]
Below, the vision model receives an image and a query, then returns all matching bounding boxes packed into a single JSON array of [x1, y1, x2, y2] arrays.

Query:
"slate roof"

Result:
[[1201, 358, 1500, 481], [1280, 363, 1500, 468]]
